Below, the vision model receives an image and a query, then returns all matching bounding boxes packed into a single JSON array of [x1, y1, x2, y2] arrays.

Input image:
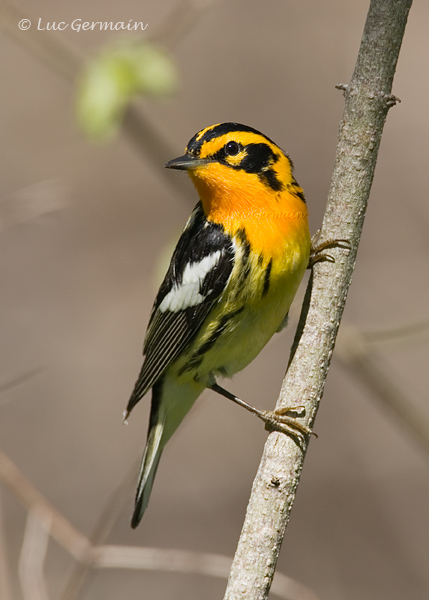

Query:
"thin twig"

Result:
[[92, 545, 319, 600], [0, 367, 44, 398], [0, 451, 92, 562], [335, 326, 429, 455], [0, 492, 13, 600], [151, 0, 227, 50], [0, 0, 192, 204], [223, 1, 413, 598], [363, 320, 429, 345], [18, 509, 51, 600], [0, 451, 317, 600], [0, 2, 80, 81], [60, 464, 137, 600], [122, 105, 192, 202]]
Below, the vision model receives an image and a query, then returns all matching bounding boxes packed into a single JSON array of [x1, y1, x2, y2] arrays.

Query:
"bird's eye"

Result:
[[224, 141, 240, 156]]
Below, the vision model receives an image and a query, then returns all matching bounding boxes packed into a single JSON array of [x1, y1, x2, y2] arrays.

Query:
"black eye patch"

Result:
[[239, 143, 284, 191], [207, 141, 285, 192], [238, 143, 279, 173]]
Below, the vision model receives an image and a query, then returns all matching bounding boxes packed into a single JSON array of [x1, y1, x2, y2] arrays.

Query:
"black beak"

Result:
[[164, 154, 210, 170]]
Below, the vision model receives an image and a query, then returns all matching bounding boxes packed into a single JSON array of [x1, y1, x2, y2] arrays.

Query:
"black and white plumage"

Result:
[[126, 203, 237, 527], [125, 122, 312, 528], [126, 203, 235, 417]]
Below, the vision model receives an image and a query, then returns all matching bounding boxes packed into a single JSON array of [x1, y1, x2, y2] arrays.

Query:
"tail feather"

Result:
[[131, 413, 165, 528], [129, 377, 203, 528]]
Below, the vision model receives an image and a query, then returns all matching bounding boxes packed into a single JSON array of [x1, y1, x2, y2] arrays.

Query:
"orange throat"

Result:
[[189, 166, 309, 257]]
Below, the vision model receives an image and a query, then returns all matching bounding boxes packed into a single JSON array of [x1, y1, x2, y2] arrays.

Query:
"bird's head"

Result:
[[165, 123, 304, 199], [165, 123, 305, 216]]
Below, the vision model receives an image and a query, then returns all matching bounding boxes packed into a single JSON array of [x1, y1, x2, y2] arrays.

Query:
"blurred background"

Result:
[[1, 1, 428, 599]]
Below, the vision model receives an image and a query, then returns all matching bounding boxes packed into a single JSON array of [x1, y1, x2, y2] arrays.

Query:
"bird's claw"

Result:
[[261, 405, 315, 445], [308, 237, 351, 268]]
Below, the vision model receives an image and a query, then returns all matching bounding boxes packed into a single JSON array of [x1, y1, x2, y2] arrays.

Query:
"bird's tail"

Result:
[[131, 405, 165, 528], [130, 377, 203, 528]]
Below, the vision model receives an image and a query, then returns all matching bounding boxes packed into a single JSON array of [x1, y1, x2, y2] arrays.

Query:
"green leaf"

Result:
[[76, 42, 178, 141]]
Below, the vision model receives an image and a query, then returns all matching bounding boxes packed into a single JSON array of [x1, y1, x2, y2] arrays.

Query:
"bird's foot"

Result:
[[209, 382, 315, 446], [308, 231, 350, 268], [260, 405, 316, 445]]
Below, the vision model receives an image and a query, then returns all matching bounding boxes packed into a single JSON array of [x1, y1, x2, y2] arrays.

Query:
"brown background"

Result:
[[1, 1, 428, 599]]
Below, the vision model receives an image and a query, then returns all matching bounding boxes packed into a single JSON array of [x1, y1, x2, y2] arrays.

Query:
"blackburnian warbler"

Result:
[[125, 122, 312, 528]]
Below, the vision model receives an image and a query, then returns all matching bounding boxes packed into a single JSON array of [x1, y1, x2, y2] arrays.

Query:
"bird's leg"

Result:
[[209, 382, 314, 445], [308, 230, 350, 268]]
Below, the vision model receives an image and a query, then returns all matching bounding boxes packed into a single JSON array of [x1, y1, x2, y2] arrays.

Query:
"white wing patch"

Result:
[[159, 251, 222, 313]]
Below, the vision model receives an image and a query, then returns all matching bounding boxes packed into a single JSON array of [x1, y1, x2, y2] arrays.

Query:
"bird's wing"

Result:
[[126, 203, 235, 415]]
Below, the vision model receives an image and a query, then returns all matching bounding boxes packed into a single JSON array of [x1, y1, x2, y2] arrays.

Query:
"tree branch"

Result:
[[0, 0, 192, 204], [0, 450, 317, 600], [223, 1, 413, 598]]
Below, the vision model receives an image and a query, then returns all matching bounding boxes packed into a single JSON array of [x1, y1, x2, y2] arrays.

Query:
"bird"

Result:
[[125, 122, 313, 528]]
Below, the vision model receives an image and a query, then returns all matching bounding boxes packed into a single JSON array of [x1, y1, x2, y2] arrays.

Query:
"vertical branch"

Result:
[[223, 1, 413, 599]]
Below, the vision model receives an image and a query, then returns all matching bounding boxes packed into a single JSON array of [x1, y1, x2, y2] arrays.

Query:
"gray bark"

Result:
[[223, 1, 413, 598]]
